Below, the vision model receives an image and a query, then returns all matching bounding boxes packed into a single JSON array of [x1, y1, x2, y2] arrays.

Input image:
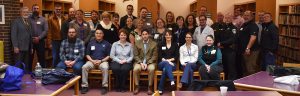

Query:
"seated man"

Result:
[[133, 29, 158, 95], [57, 27, 85, 76], [80, 29, 111, 95]]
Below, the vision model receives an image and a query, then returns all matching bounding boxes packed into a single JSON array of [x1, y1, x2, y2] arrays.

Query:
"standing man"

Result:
[[88, 10, 100, 36], [138, 7, 154, 32], [47, 4, 66, 67], [69, 9, 92, 44], [81, 30, 111, 95], [56, 27, 85, 75], [233, 7, 245, 28], [256, 11, 265, 45], [61, 8, 76, 40], [133, 29, 157, 95], [237, 11, 259, 76], [260, 13, 279, 71], [120, 5, 137, 28], [11, 7, 33, 71], [213, 13, 238, 80], [193, 15, 214, 50], [196, 6, 214, 26], [30, 4, 48, 68]]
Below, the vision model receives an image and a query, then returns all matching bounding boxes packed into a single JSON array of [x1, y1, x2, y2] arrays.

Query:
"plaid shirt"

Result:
[[59, 38, 85, 62]]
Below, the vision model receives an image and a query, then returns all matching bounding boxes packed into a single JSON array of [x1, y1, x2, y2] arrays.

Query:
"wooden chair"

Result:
[[109, 70, 133, 91], [153, 91, 160, 96], [283, 63, 300, 68], [154, 61, 179, 91], [132, 70, 153, 91]]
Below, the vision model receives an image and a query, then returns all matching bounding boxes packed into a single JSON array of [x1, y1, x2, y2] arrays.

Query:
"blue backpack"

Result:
[[0, 62, 25, 91]]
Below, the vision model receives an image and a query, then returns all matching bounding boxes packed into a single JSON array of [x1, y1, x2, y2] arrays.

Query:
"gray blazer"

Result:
[[11, 17, 33, 51]]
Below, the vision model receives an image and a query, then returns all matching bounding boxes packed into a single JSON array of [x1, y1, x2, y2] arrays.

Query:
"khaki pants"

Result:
[[243, 50, 259, 76], [81, 61, 109, 87], [133, 63, 155, 86]]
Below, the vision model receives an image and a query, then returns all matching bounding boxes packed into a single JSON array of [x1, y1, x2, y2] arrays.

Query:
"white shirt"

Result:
[[193, 25, 214, 50], [179, 43, 198, 65]]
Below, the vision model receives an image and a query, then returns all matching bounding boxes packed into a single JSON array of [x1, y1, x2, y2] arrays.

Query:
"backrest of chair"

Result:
[[283, 63, 300, 68]]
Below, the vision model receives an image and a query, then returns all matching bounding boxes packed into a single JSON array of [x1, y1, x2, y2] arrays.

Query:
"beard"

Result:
[[32, 11, 39, 17]]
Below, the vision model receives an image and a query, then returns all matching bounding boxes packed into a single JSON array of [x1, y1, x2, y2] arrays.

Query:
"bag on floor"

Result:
[[0, 62, 25, 91], [42, 69, 75, 85]]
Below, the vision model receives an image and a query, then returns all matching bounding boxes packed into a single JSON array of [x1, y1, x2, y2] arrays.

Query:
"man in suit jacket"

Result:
[[133, 29, 158, 95], [120, 5, 137, 28], [69, 9, 91, 44], [11, 7, 33, 72]]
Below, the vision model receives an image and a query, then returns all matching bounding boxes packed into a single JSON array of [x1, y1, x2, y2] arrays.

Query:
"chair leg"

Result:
[[132, 73, 135, 91], [109, 71, 111, 91], [154, 73, 157, 91], [130, 70, 132, 92], [176, 74, 180, 90]]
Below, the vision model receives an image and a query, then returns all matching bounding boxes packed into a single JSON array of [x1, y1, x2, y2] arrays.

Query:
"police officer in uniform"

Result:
[[212, 13, 237, 80]]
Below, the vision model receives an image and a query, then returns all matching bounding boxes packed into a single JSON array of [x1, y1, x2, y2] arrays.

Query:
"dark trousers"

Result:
[[180, 63, 197, 84], [221, 48, 237, 80], [261, 50, 276, 71], [188, 80, 236, 91], [32, 39, 46, 68], [56, 60, 84, 75], [199, 65, 223, 80], [52, 40, 61, 67], [158, 61, 176, 91], [15, 51, 32, 72], [110, 61, 132, 90]]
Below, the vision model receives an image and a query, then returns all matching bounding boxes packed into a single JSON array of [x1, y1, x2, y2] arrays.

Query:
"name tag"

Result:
[[74, 49, 79, 53], [232, 29, 236, 34], [91, 46, 95, 50], [240, 28, 243, 31], [83, 23, 87, 27], [146, 23, 150, 26], [111, 28, 114, 31], [211, 50, 216, 54], [162, 46, 166, 50], [36, 21, 41, 24], [168, 28, 172, 30], [154, 34, 159, 39]]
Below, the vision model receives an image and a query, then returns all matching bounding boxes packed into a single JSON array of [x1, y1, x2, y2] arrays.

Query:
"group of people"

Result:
[[11, 3, 278, 95]]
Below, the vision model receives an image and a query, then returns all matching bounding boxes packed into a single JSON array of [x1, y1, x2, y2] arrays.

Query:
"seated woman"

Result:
[[198, 35, 223, 80], [179, 32, 198, 88], [157, 30, 178, 94], [110, 29, 134, 92]]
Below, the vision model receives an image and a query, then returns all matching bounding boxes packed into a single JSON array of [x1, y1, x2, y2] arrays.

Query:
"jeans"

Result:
[[32, 39, 46, 68], [158, 61, 176, 91], [52, 40, 61, 67], [180, 63, 197, 84], [56, 60, 84, 75]]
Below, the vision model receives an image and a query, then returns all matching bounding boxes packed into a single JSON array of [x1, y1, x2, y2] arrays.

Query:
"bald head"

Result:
[[216, 12, 224, 23], [243, 11, 254, 22]]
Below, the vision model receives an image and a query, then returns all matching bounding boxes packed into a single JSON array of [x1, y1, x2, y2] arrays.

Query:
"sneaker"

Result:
[[159, 90, 163, 95], [81, 87, 89, 94], [101, 87, 108, 95]]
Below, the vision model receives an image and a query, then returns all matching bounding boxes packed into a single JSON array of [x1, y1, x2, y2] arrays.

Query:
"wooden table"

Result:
[[234, 71, 300, 96], [0, 74, 81, 96], [172, 91, 282, 96]]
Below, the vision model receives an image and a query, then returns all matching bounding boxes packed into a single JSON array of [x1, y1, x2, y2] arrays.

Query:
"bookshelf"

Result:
[[234, 1, 256, 13], [277, 3, 300, 64], [98, 0, 115, 14], [190, 1, 197, 14], [23, 0, 73, 18]]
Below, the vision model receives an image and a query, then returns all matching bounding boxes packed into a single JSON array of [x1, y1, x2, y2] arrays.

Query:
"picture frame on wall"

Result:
[[0, 5, 4, 24]]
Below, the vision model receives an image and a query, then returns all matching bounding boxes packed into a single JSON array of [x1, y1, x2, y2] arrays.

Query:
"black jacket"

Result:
[[261, 21, 279, 52], [120, 15, 137, 28]]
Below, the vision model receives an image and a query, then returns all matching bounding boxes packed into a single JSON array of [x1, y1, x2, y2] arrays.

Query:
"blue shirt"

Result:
[[86, 39, 111, 60], [110, 41, 133, 63]]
